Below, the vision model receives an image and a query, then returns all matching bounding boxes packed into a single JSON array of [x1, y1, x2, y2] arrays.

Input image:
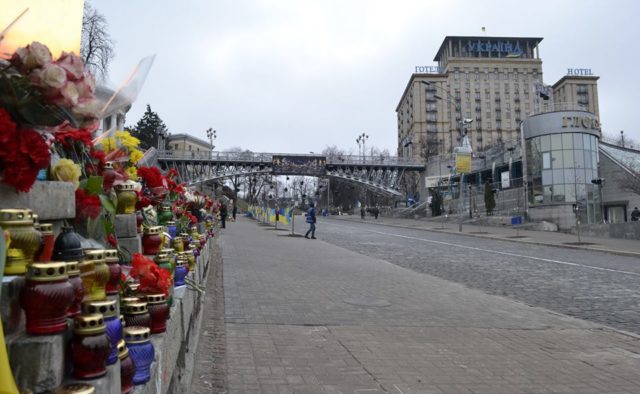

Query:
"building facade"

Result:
[[166, 133, 212, 153], [397, 36, 600, 161]]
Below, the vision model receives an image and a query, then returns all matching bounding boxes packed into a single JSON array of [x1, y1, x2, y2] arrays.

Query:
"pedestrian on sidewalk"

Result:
[[360, 205, 366, 220], [632, 207, 640, 221], [232, 204, 237, 221], [305, 202, 316, 239], [220, 202, 227, 228]]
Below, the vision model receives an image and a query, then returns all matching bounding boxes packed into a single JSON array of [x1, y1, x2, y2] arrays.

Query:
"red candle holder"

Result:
[[66, 261, 84, 317], [20, 262, 74, 335], [70, 314, 110, 379], [118, 339, 135, 394], [103, 249, 121, 295], [123, 302, 151, 329], [142, 226, 163, 255], [143, 294, 169, 334], [36, 223, 55, 262]]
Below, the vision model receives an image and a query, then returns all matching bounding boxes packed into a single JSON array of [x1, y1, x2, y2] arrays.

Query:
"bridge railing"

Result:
[[157, 150, 423, 167]]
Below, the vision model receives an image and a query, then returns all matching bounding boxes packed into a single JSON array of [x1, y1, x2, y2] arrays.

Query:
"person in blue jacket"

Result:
[[304, 202, 317, 239]]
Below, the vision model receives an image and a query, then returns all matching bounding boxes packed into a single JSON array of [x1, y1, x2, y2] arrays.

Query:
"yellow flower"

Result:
[[101, 137, 117, 153], [115, 131, 140, 150], [130, 149, 144, 164], [126, 166, 138, 179], [51, 158, 82, 189]]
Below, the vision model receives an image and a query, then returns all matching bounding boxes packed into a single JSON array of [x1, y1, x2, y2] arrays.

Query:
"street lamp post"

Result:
[[356, 132, 369, 162], [206, 128, 217, 158]]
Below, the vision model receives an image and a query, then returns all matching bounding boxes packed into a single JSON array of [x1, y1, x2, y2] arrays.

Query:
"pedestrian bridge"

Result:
[[154, 150, 424, 197]]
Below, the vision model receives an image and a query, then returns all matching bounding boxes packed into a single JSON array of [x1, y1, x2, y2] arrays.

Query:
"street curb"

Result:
[[327, 217, 640, 258]]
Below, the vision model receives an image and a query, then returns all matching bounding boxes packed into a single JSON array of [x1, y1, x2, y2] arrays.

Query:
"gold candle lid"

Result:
[[114, 182, 135, 191], [129, 283, 140, 292], [39, 223, 53, 235], [104, 249, 119, 263], [144, 293, 166, 304], [175, 259, 186, 267], [123, 301, 148, 315], [82, 299, 117, 318], [31, 212, 39, 225], [0, 209, 34, 225], [104, 161, 114, 170], [159, 205, 172, 212], [66, 261, 80, 276], [166, 220, 176, 226], [26, 262, 68, 281], [53, 383, 95, 394], [83, 249, 105, 263], [124, 326, 151, 344], [172, 236, 183, 241], [144, 226, 162, 235], [121, 296, 141, 305], [117, 339, 129, 360], [154, 253, 170, 264], [179, 232, 190, 238], [73, 313, 106, 335]]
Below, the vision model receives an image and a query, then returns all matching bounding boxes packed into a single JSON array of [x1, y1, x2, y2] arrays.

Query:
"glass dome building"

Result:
[[522, 110, 602, 228]]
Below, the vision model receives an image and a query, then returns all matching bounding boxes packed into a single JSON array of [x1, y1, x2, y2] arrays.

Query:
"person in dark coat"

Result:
[[304, 203, 316, 239], [220, 202, 227, 228], [631, 207, 640, 221]]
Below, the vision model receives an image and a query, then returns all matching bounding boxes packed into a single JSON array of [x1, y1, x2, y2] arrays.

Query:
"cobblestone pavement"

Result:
[[320, 219, 640, 335], [203, 218, 640, 393]]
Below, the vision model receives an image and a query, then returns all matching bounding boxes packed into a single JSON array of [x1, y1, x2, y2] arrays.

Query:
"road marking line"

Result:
[[323, 222, 640, 277], [367, 230, 640, 277]]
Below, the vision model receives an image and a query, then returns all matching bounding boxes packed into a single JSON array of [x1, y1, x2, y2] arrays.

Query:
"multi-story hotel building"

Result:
[[396, 36, 600, 160]]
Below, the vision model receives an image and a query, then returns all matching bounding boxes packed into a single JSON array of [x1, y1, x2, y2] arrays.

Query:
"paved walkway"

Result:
[[198, 218, 640, 393], [327, 215, 640, 258]]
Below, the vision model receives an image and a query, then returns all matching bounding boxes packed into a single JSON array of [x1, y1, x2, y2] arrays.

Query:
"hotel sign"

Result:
[[562, 115, 600, 131], [414, 65, 444, 73], [566, 68, 594, 76]]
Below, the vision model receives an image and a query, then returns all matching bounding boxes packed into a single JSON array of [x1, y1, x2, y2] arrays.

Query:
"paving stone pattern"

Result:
[[200, 218, 640, 393], [320, 219, 640, 336]]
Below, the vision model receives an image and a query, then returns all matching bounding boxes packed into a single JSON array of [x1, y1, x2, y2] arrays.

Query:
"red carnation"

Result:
[[75, 188, 102, 220], [0, 109, 51, 192], [137, 166, 164, 188]]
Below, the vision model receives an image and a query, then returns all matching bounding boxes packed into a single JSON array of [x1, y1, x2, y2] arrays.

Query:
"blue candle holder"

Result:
[[124, 326, 155, 385]]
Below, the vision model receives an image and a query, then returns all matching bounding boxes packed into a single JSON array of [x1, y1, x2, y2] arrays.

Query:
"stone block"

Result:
[[0, 181, 75, 220], [66, 361, 120, 394], [1, 276, 25, 336], [118, 236, 142, 255], [115, 214, 138, 238], [8, 331, 67, 392]]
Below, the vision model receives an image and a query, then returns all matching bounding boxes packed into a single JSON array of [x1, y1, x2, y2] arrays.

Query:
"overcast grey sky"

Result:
[[96, 0, 640, 155]]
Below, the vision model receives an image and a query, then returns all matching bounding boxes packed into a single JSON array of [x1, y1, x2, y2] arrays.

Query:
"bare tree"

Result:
[[81, 2, 114, 80]]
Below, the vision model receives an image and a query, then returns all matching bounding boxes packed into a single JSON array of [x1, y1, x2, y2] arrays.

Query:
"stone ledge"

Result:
[[0, 181, 76, 220], [115, 214, 138, 238], [7, 331, 67, 392]]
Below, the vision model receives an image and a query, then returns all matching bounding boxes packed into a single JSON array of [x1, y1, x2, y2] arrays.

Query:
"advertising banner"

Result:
[[455, 153, 471, 174], [272, 155, 327, 176]]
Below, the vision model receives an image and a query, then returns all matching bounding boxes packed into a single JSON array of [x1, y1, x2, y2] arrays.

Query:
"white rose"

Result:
[[60, 81, 79, 106], [72, 98, 100, 119], [40, 63, 67, 89], [29, 42, 53, 67]]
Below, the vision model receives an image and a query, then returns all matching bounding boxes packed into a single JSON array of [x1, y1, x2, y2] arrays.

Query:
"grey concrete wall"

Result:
[[599, 154, 640, 221]]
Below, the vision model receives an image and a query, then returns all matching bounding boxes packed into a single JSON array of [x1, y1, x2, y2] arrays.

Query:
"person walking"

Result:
[[220, 202, 227, 228], [631, 207, 640, 221], [304, 202, 316, 239], [232, 204, 237, 221]]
